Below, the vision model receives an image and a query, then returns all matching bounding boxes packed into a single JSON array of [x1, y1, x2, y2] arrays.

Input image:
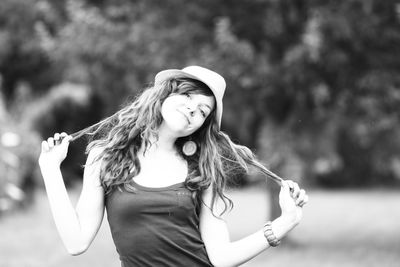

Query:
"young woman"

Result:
[[38, 66, 308, 267]]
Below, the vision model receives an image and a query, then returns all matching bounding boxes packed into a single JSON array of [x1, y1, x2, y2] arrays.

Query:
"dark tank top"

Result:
[[105, 178, 213, 267]]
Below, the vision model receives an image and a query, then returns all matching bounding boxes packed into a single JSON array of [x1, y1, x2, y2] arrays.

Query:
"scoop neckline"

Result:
[[130, 178, 186, 192]]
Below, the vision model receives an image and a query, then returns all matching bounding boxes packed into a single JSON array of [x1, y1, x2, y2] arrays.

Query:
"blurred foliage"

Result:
[[0, 0, 399, 192], [0, 85, 39, 214]]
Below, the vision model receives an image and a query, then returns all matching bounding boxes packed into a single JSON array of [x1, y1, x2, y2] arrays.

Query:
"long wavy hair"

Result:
[[72, 77, 281, 216]]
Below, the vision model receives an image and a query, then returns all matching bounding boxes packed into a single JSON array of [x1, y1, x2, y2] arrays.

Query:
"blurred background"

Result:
[[0, 0, 399, 266]]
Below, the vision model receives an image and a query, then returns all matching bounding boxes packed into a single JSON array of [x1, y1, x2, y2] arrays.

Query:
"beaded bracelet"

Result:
[[263, 221, 281, 247]]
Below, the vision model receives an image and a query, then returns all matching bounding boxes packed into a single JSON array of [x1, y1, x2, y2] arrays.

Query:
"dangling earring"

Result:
[[182, 138, 197, 156]]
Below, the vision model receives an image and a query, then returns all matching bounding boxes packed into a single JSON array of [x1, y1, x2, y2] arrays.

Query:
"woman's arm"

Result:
[[38, 133, 105, 255], [199, 180, 308, 267]]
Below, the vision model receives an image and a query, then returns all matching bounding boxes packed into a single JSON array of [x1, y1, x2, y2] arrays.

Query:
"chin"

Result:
[[164, 122, 190, 134], [177, 127, 197, 138]]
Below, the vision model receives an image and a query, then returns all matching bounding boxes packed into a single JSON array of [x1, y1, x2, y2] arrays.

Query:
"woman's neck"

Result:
[[139, 133, 178, 158]]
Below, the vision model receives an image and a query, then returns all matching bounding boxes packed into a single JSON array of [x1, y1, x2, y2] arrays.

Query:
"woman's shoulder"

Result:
[[87, 145, 106, 161], [84, 145, 107, 174], [84, 146, 106, 187]]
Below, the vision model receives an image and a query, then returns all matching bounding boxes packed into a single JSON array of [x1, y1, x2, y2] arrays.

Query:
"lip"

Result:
[[177, 110, 190, 124]]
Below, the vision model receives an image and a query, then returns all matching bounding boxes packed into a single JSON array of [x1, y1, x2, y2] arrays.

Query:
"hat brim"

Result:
[[155, 69, 203, 86]]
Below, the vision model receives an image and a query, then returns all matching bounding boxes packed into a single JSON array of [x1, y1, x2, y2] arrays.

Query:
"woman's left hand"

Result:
[[278, 180, 309, 225]]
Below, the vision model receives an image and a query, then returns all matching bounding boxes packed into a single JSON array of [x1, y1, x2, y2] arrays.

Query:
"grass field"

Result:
[[1, 186, 399, 267]]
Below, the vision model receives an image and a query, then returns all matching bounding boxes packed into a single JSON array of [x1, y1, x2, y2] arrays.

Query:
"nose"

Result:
[[185, 102, 196, 117], [186, 108, 195, 117]]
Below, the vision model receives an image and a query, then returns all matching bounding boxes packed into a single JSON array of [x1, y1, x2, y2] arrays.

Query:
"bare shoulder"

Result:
[[87, 146, 105, 164], [201, 184, 230, 219], [84, 146, 105, 187]]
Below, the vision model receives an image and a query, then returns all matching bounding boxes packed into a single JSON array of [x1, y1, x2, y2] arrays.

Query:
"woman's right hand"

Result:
[[278, 180, 308, 225], [38, 132, 72, 167]]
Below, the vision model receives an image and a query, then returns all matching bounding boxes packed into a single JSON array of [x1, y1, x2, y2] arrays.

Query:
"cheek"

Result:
[[160, 101, 170, 115], [161, 98, 177, 115], [162, 96, 184, 110], [160, 99, 187, 128]]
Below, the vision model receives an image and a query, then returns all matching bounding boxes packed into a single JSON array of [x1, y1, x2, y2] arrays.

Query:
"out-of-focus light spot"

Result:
[[314, 158, 331, 174], [1, 132, 21, 147], [390, 158, 400, 180], [5, 183, 25, 201], [397, 4, 400, 21]]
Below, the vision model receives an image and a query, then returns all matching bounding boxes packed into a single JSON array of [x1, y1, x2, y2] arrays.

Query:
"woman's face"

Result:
[[160, 92, 215, 137]]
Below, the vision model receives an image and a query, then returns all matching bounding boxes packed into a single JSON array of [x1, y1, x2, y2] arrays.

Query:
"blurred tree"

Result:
[[0, 0, 62, 105], [1, 0, 399, 220], [197, 0, 400, 217], [0, 79, 39, 214]]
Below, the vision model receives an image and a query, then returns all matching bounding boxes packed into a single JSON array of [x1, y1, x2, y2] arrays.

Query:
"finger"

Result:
[[286, 180, 299, 196], [59, 132, 71, 143], [61, 134, 72, 144], [280, 180, 290, 192], [288, 180, 300, 198], [292, 182, 301, 198], [297, 191, 309, 206], [305, 194, 309, 203], [54, 133, 61, 145], [47, 137, 54, 148], [60, 132, 68, 140], [303, 194, 309, 205], [41, 140, 49, 152], [284, 180, 294, 189], [295, 189, 306, 205], [279, 181, 290, 198]]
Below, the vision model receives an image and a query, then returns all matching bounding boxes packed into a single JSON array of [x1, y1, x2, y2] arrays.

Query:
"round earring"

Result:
[[182, 140, 197, 156]]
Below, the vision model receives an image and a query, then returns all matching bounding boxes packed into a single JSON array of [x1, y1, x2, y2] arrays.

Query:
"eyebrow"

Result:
[[200, 103, 213, 111]]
